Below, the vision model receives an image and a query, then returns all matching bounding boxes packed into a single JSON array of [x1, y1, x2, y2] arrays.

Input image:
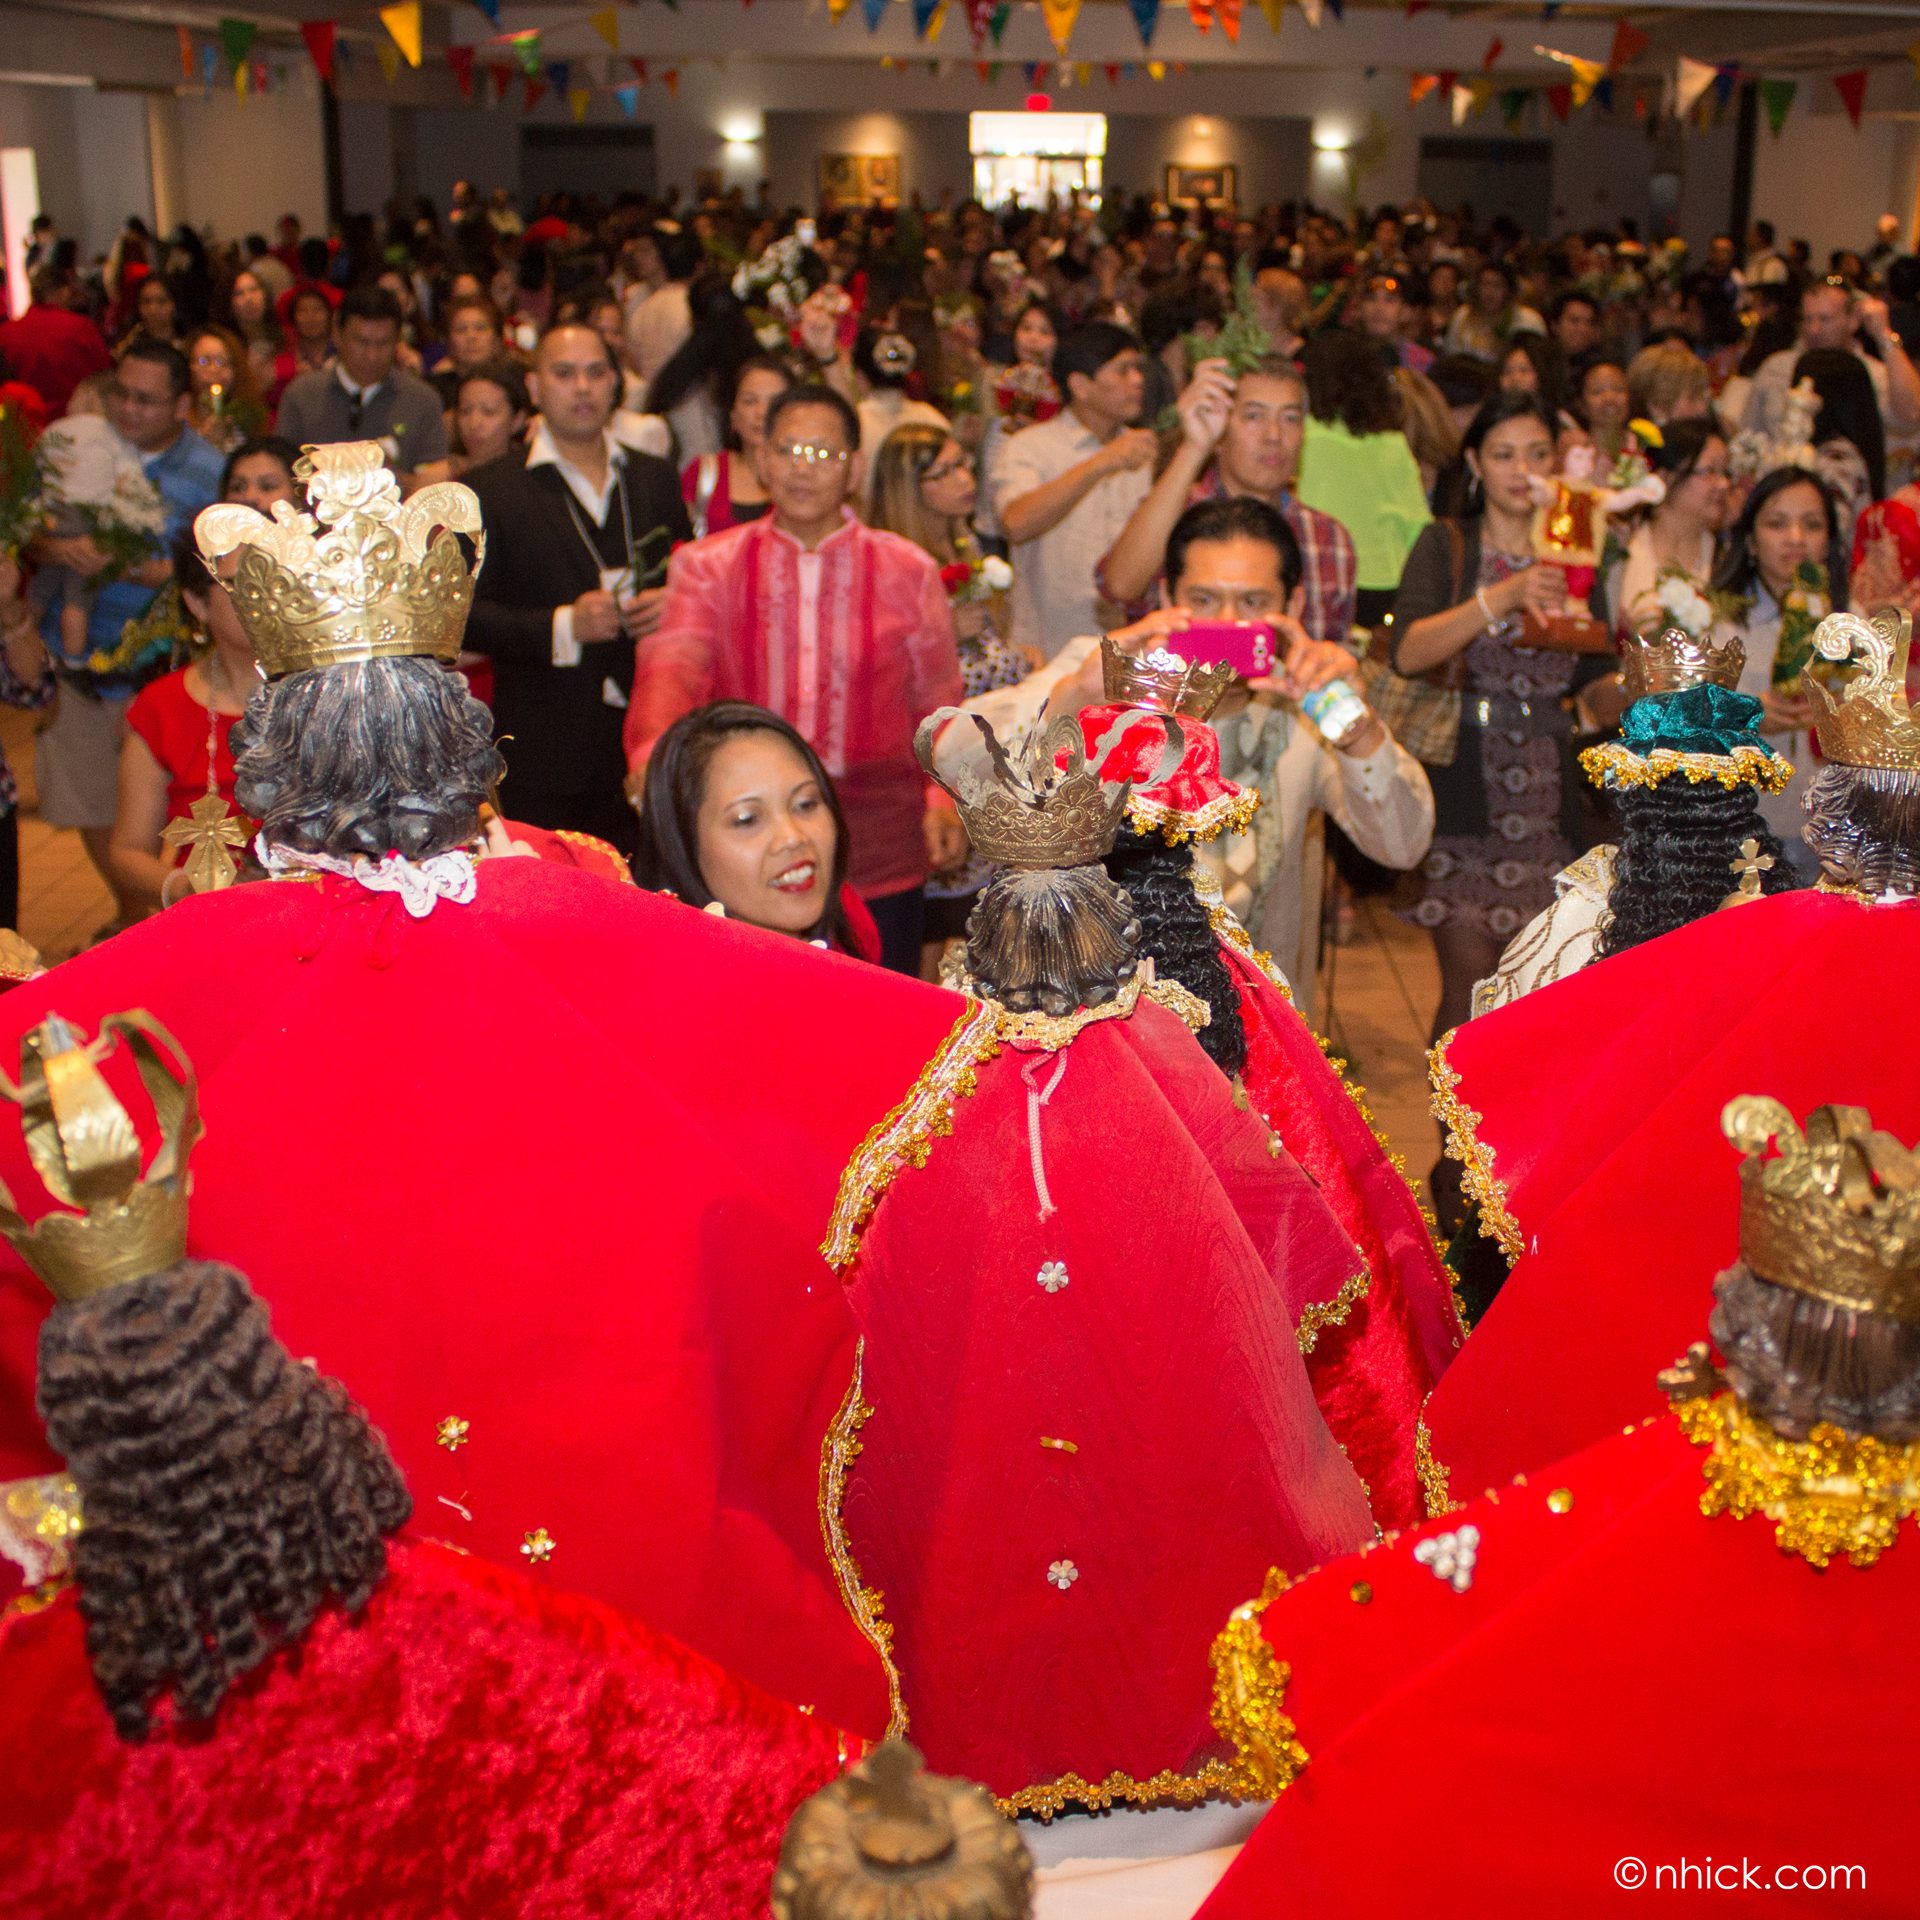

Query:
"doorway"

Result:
[[520, 124, 657, 203], [1416, 136, 1552, 237]]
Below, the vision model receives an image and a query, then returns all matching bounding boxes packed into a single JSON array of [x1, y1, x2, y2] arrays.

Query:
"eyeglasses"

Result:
[[770, 442, 851, 467], [922, 457, 968, 484]]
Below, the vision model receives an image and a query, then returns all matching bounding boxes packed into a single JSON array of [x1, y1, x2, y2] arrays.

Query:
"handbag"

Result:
[[1352, 520, 1469, 768]]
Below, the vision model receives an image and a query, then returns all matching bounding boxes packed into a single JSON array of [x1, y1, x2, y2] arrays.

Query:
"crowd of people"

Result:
[[0, 171, 1915, 1917]]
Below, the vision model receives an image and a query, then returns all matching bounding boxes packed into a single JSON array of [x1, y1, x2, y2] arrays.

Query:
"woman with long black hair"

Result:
[[643, 270, 762, 464]]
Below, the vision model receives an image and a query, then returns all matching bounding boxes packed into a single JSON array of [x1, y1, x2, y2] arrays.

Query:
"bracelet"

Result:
[[1474, 585, 1497, 627]]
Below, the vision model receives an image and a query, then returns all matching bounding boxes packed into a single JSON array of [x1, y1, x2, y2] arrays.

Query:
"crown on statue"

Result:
[[1804, 607, 1920, 772], [1100, 638, 1234, 719], [1619, 625, 1747, 700], [1722, 1096, 1920, 1324], [194, 442, 486, 678], [916, 707, 1182, 871], [0, 1012, 201, 1304]]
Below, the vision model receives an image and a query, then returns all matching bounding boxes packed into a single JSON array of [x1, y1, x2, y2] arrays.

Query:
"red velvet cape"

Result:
[[0, 1538, 850, 1917], [0, 863, 967, 1737], [1424, 891, 1920, 1501], [1221, 940, 1464, 1525], [1200, 1414, 1920, 1918], [838, 997, 1375, 1805]]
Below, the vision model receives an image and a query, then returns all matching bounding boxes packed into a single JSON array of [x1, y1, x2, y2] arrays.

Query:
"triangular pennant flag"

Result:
[[1042, 0, 1081, 52], [928, 0, 949, 40], [1296, 0, 1322, 25], [199, 42, 218, 92], [1540, 1, 1558, 16], [301, 21, 337, 84], [1591, 74, 1613, 110], [1712, 61, 1738, 106], [486, 61, 513, 101], [1255, 0, 1281, 28], [1409, 71, 1438, 104], [470, 0, 500, 24], [966, 0, 992, 44], [446, 41, 473, 95], [218, 16, 256, 70], [1608, 18, 1647, 69], [1324, 0, 1341, 22], [523, 72, 547, 110], [880, 53, 896, 67], [1545, 80, 1571, 120], [591, 7, 620, 49], [1834, 68, 1868, 127], [1437, 67, 1457, 92], [829, 0, 851, 18], [1129, 0, 1160, 43], [1057, 57, 1073, 86], [1074, 57, 1091, 80], [234, 56, 248, 97], [1405, 0, 1427, 13], [1908, 38, 1920, 82], [1499, 85, 1527, 126], [1468, 74, 1494, 115], [1450, 81, 1472, 125], [1023, 58, 1041, 81], [545, 61, 570, 93], [378, 0, 422, 67], [1189, 0, 1213, 31], [1674, 55, 1716, 117], [975, 58, 991, 78], [1482, 34, 1502, 69], [614, 82, 640, 115], [629, 56, 649, 81], [990, 58, 1002, 77], [913, 0, 938, 34], [1147, 57, 1165, 78], [862, 0, 886, 29], [662, 66, 679, 95], [569, 86, 591, 120], [375, 38, 401, 83], [1218, 0, 1241, 40], [1759, 75, 1795, 134], [177, 23, 194, 80], [510, 31, 542, 75], [990, 0, 1012, 41], [1569, 55, 1604, 107], [1104, 60, 1120, 80]]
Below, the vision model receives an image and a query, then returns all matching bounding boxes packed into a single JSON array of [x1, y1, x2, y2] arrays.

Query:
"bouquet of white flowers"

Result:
[[732, 233, 823, 349], [35, 413, 167, 575], [1653, 567, 1716, 642]]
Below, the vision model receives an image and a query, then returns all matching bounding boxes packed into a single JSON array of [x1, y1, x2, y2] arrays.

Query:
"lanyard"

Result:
[[558, 459, 633, 578]]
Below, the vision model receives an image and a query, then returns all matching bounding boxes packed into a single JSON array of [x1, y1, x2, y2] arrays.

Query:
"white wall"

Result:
[[1752, 111, 1901, 267], [167, 84, 329, 243]]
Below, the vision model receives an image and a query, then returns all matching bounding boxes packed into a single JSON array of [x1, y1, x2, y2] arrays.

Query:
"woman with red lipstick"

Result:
[[633, 700, 879, 958]]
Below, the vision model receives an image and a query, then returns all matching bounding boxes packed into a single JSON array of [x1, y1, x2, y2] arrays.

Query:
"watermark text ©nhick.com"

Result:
[[1613, 1857, 1866, 1894]]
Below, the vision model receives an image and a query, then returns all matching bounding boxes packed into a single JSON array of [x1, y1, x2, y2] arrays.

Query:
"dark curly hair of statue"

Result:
[[36, 1260, 411, 1740], [1593, 780, 1797, 960], [964, 866, 1141, 1017], [1804, 764, 1920, 902], [1103, 825, 1248, 1077], [1710, 1262, 1920, 1443], [231, 656, 504, 862]]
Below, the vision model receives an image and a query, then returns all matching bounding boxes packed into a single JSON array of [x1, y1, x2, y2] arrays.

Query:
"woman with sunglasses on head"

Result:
[[1601, 417, 1732, 644]]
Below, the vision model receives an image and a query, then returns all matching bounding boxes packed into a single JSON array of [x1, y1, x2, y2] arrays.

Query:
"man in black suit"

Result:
[[465, 321, 690, 853]]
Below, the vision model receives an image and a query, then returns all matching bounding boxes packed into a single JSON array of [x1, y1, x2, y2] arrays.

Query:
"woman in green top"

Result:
[[1297, 330, 1433, 627]]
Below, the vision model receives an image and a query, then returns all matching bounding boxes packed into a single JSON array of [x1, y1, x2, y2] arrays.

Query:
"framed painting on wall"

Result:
[[820, 152, 902, 206], [1166, 164, 1238, 210]]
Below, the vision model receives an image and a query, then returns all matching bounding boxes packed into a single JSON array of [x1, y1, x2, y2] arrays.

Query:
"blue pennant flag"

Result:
[[1712, 61, 1738, 105], [613, 83, 639, 116], [470, 0, 501, 25], [1023, 58, 1041, 82], [862, 0, 887, 31], [198, 42, 218, 90], [1539, 1, 1559, 15], [1128, 0, 1159, 46], [545, 60, 570, 90], [913, 0, 939, 34], [1325, 0, 1343, 19], [1591, 74, 1613, 110]]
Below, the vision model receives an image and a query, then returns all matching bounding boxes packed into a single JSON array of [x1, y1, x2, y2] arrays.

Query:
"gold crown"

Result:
[[194, 442, 486, 678], [1804, 607, 1920, 772], [0, 1012, 201, 1304], [1100, 637, 1234, 718], [916, 707, 1183, 870], [1619, 626, 1747, 699], [1722, 1097, 1920, 1323]]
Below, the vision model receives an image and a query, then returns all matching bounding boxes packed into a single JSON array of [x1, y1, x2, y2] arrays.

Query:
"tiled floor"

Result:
[[1, 694, 1446, 1191]]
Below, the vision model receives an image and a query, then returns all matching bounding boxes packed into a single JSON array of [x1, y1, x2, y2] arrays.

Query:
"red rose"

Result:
[[939, 561, 973, 594]]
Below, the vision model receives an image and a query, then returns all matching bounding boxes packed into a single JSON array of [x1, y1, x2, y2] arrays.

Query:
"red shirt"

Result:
[[0, 303, 109, 416], [125, 665, 248, 826]]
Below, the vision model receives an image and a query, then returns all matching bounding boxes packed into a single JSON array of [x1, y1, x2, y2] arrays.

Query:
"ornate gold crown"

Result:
[[1804, 607, 1920, 772], [1722, 1096, 1920, 1323], [1100, 637, 1234, 718], [0, 1012, 201, 1303], [1619, 625, 1747, 699], [194, 442, 486, 678], [916, 707, 1182, 870]]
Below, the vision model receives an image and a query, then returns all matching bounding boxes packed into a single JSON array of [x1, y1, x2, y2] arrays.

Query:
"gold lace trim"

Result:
[[1205, 1565, 1309, 1799], [1677, 1390, 1920, 1569], [821, 1000, 1003, 1272], [1295, 1264, 1371, 1355], [553, 829, 636, 884], [996, 1758, 1248, 1822], [1144, 972, 1211, 1035], [1579, 739, 1794, 793], [991, 968, 1147, 1052], [1428, 1031, 1524, 1266], [1127, 784, 1262, 846], [1414, 1411, 1461, 1518], [817, 1339, 906, 1737]]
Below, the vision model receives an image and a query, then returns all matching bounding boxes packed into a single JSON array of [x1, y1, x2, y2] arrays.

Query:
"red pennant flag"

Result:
[[300, 20, 337, 83], [487, 61, 514, 101], [523, 72, 548, 111], [1546, 80, 1572, 121], [1188, 0, 1213, 31], [1405, 0, 1428, 14], [1409, 72, 1439, 103], [629, 56, 648, 81], [177, 23, 194, 80], [1104, 61, 1119, 82], [446, 42, 473, 96], [967, 0, 993, 44], [1607, 18, 1648, 69], [662, 66, 679, 95], [975, 58, 990, 77], [1834, 67, 1868, 127], [1218, 0, 1240, 38], [1482, 34, 1502, 69], [1437, 67, 1457, 93]]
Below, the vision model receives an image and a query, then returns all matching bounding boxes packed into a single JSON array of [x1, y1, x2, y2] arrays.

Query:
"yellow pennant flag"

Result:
[[590, 7, 620, 50], [1147, 57, 1166, 79], [374, 37, 401, 83], [1568, 54, 1605, 107], [1255, 0, 1282, 29], [1041, 0, 1081, 55], [1075, 59, 1090, 83], [926, 0, 948, 44], [234, 59, 248, 96], [379, 0, 423, 67], [829, 0, 850, 18], [570, 86, 591, 120]]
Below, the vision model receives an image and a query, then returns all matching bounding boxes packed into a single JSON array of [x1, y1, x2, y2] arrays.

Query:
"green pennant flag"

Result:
[[1498, 86, 1527, 127], [218, 16, 256, 70], [989, 1, 1011, 43], [1759, 75, 1796, 135], [510, 29, 542, 74]]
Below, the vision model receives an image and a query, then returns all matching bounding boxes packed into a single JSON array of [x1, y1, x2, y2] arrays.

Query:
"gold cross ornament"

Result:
[[160, 793, 248, 897], [1719, 836, 1776, 910]]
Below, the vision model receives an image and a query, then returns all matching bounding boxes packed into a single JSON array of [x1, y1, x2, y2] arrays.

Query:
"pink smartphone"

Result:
[[1171, 621, 1277, 680]]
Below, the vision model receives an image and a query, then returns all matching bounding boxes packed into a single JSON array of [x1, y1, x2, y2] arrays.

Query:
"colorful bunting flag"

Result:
[[966, 0, 992, 45], [1674, 55, 1716, 117], [1482, 35, 1502, 69], [1042, 0, 1080, 53], [300, 20, 337, 84], [198, 42, 218, 93], [1296, 0, 1322, 24], [591, 7, 620, 49], [446, 42, 473, 96], [1104, 60, 1120, 81], [524, 73, 547, 110], [1255, 0, 1281, 31], [470, 0, 501, 25], [1219, 0, 1241, 40], [1408, 71, 1438, 104], [218, 17, 256, 72], [1759, 75, 1795, 134], [545, 60, 570, 93], [614, 82, 640, 115], [509, 31, 542, 76], [913, 0, 939, 34], [1608, 19, 1648, 69], [1499, 86, 1527, 126], [1591, 74, 1613, 110], [990, 1, 1012, 43], [1545, 81, 1571, 121], [1323, 0, 1340, 21], [569, 86, 591, 120], [975, 58, 991, 78], [928, 0, 949, 39], [630, 57, 649, 81], [862, 0, 886, 29], [1569, 55, 1605, 107], [1909, 38, 1920, 83], [374, 39, 401, 83], [177, 24, 194, 81], [1436, 66, 1456, 92], [1712, 62, 1738, 107], [1834, 68, 1868, 128], [1189, 0, 1213, 30], [662, 66, 679, 95], [1129, 0, 1160, 44], [378, 0, 422, 68], [1147, 57, 1166, 78], [487, 61, 513, 101]]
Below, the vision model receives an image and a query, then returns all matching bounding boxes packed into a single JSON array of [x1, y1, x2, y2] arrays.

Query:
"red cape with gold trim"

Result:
[[0, 1537, 850, 1917], [1200, 1410, 1920, 1918], [0, 862, 966, 1738], [1422, 890, 1920, 1500]]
